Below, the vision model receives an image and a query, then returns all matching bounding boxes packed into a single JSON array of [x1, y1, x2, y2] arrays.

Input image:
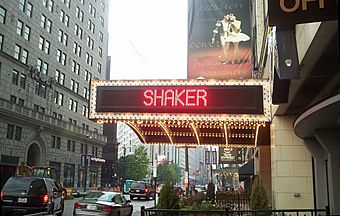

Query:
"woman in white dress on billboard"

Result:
[[212, 13, 250, 64]]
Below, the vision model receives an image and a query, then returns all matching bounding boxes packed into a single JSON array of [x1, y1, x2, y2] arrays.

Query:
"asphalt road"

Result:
[[63, 195, 157, 216]]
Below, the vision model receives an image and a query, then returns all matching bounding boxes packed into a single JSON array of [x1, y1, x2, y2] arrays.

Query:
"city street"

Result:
[[63, 195, 157, 216]]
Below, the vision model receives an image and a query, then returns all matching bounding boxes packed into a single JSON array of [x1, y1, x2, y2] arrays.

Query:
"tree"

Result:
[[250, 176, 269, 210], [157, 162, 181, 184], [157, 180, 180, 210], [117, 145, 149, 180]]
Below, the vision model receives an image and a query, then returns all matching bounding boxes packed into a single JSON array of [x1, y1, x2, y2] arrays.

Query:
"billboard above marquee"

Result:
[[187, 0, 253, 80]]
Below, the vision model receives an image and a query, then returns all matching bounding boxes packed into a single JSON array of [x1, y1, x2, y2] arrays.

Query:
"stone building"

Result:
[[0, 0, 109, 190]]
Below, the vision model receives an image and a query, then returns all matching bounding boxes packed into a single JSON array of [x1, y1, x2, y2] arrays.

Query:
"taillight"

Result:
[[145, 188, 148, 193], [1, 191, 4, 201], [102, 205, 112, 212], [42, 194, 49, 203], [74, 202, 81, 209]]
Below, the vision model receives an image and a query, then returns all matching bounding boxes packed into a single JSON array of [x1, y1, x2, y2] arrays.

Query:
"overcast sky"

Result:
[[108, 0, 188, 80]]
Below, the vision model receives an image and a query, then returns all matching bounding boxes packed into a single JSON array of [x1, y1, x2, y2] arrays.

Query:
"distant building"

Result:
[[0, 0, 109, 190]]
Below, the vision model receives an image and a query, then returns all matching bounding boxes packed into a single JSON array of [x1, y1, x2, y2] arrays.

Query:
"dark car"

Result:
[[73, 191, 132, 216], [129, 181, 156, 200], [1, 176, 64, 216]]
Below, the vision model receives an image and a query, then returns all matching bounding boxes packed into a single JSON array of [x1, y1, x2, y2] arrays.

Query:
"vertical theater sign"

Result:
[[89, 79, 271, 148], [188, 0, 254, 80]]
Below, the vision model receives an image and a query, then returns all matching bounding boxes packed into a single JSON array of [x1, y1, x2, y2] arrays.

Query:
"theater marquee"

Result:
[[89, 79, 271, 147]]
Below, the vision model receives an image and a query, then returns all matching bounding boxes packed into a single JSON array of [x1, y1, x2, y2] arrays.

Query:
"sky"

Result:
[[108, 0, 188, 80]]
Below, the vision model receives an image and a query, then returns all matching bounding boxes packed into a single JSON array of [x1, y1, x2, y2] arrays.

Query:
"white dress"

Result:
[[220, 20, 250, 43]]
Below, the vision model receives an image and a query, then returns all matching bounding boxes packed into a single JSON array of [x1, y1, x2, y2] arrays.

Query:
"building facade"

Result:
[[0, 0, 109, 190]]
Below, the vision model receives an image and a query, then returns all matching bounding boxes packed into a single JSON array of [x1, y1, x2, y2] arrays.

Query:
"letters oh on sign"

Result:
[[268, 0, 338, 26]]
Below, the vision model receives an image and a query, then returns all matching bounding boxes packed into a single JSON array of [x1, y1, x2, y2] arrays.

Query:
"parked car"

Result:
[[129, 181, 156, 200], [73, 191, 132, 216], [1, 176, 64, 216]]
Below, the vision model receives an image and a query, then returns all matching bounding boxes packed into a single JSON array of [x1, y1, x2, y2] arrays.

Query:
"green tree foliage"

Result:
[[117, 146, 149, 180], [157, 162, 181, 184], [157, 181, 180, 210], [250, 176, 269, 210]]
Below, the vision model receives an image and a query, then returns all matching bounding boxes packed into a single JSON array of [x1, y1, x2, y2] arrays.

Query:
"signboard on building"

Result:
[[187, 0, 253, 79], [268, 0, 338, 26], [219, 147, 243, 164], [96, 85, 264, 115]]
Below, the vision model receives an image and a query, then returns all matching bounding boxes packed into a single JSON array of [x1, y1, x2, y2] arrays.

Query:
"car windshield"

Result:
[[2, 177, 47, 196], [131, 182, 145, 189], [97, 193, 114, 202], [84, 192, 104, 200]]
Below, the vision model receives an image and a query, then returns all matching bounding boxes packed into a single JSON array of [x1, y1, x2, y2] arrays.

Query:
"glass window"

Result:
[[44, 40, 50, 54], [12, 70, 19, 85], [0, 34, 3, 50], [37, 58, 42, 71], [46, 19, 52, 33], [63, 163, 75, 187], [39, 36, 44, 50], [18, 98, 24, 106], [24, 25, 30, 40], [42, 62, 48, 74], [21, 49, 28, 64], [48, 0, 54, 12], [15, 126, 22, 141], [41, 14, 46, 28], [20, 74, 26, 89], [51, 135, 56, 148], [10, 95, 17, 104], [19, 0, 25, 12], [14, 45, 21, 60], [17, 20, 24, 36], [26, 2, 33, 17], [0, 6, 6, 24], [6, 124, 14, 139]]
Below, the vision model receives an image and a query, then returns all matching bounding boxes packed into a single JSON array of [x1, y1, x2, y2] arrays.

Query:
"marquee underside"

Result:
[[90, 79, 271, 147]]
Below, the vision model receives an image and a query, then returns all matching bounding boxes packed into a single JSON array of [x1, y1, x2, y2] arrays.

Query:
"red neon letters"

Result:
[[143, 88, 207, 107]]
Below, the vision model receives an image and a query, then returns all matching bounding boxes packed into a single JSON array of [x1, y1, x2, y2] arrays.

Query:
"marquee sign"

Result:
[[89, 79, 271, 147], [96, 85, 264, 114]]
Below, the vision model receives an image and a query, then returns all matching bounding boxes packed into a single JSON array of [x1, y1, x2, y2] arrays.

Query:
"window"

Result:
[[26, 2, 33, 17], [41, 14, 46, 28], [54, 91, 63, 106], [84, 70, 92, 82], [62, 0, 71, 8], [80, 0, 84, 5], [14, 45, 21, 60], [58, 29, 68, 46], [87, 36, 94, 50], [89, 4, 96, 18], [98, 47, 102, 58], [69, 98, 77, 112], [33, 104, 39, 112], [6, 124, 14, 139], [76, 7, 83, 22], [97, 62, 102, 73], [17, 20, 24, 36], [42, 62, 48, 74], [37, 58, 42, 71], [39, 36, 50, 54], [82, 105, 88, 117], [87, 19, 95, 33], [74, 24, 83, 39], [83, 87, 87, 98], [15, 127, 22, 141], [100, 16, 104, 27], [48, 0, 54, 12], [73, 42, 81, 57], [21, 49, 28, 64], [12, 70, 19, 85], [19, 0, 25, 12], [40, 107, 45, 114], [85, 53, 93, 66], [51, 136, 56, 148], [24, 25, 31, 40], [55, 70, 66, 85], [35, 82, 46, 98], [101, 1, 105, 12], [72, 61, 80, 75], [10, 95, 17, 104], [99, 31, 103, 43], [57, 49, 67, 65], [0, 6, 6, 24], [19, 74, 26, 89], [70, 79, 74, 91], [60, 10, 69, 27], [0, 34, 3, 50], [46, 19, 52, 33], [18, 98, 24, 106]]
